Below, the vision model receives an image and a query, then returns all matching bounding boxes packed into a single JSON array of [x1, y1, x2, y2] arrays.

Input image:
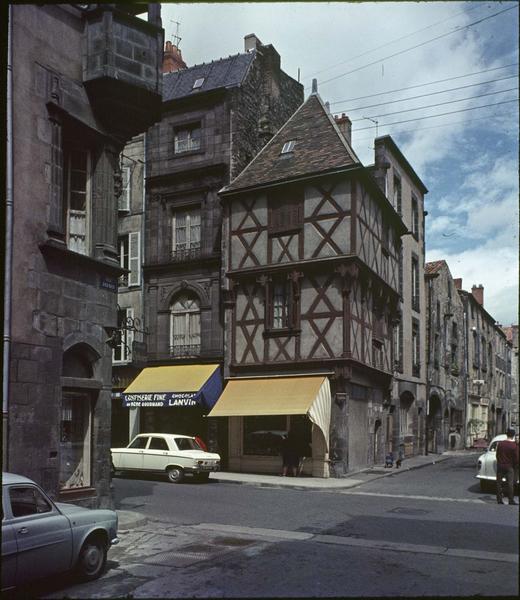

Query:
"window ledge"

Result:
[[58, 487, 97, 501], [40, 239, 125, 277], [171, 148, 205, 159], [263, 328, 301, 338]]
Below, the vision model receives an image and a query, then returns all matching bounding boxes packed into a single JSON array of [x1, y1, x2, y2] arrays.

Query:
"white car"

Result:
[[476, 434, 519, 492], [2, 472, 119, 591], [111, 433, 221, 483]]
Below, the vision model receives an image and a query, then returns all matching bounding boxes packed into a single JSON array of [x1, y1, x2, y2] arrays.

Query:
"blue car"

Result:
[[1, 472, 119, 591]]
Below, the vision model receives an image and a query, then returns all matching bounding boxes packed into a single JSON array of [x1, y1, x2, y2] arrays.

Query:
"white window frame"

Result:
[[65, 148, 91, 255], [192, 77, 205, 90], [170, 295, 201, 354], [118, 232, 141, 287], [281, 140, 296, 154], [119, 165, 131, 212], [172, 208, 201, 255], [174, 124, 201, 154]]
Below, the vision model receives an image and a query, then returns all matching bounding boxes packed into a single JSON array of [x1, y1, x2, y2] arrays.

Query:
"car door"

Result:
[[142, 436, 171, 471], [119, 435, 149, 470], [8, 484, 72, 586]]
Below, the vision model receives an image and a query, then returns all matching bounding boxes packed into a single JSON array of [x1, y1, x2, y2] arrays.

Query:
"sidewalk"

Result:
[[117, 450, 478, 529]]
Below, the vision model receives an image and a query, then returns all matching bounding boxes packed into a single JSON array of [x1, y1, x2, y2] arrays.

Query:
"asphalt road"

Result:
[[20, 453, 520, 598]]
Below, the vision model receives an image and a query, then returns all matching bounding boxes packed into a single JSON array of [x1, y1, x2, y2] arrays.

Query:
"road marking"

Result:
[[192, 523, 518, 564], [340, 491, 489, 504]]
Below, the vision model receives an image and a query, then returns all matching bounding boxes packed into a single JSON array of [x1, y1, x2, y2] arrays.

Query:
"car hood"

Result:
[[56, 502, 117, 523]]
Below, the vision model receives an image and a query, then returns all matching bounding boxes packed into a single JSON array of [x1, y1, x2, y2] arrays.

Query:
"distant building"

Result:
[[4, 4, 163, 507], [456, 281, 513, 445], [424, 261, 465, 451], [212, 90, 408, 476], [112, 35, 303, 459], [501, 325, 518, 428]]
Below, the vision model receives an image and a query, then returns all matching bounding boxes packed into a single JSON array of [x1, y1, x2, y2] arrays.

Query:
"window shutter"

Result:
[[189, 311, 201, 346], [189, 209, 201, 248], [128, 232, 140, 286]]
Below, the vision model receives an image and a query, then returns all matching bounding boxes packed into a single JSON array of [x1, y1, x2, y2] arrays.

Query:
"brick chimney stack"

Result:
[[471, 284, 484, 306], [334, 113, 352, 146], [163, 40, 186, 73], [454, 278, 462, 290], [244, 33, 263, 52]]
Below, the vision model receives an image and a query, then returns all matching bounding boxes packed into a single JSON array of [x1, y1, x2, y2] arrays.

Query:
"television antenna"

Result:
[[170, 19, 182, 48]]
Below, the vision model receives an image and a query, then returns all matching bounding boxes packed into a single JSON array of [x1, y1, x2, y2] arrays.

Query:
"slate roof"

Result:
[[425, 260, 448, 275], [162, 52, 256, 102], [221, 93, 361, 195]]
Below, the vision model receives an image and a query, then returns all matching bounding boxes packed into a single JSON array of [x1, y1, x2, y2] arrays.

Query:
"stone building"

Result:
[[4, 4, 163, 507], [371, 136, 428, 458], [424, 260, 465, 451], [114, 34, 303, 456], [501, 325, 518, 429], [210, 90, 407, 477], [456, 281, 512, 445]]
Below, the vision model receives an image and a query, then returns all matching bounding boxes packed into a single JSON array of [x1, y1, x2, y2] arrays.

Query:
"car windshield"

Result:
[[175, 437, 199, 451]]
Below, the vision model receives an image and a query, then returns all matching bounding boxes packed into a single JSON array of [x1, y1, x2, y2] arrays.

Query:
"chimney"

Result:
[[453, 278, 462, 290], [244, 33, 263, 52], [312, 78, 318, 94], [335, 113, 352, 146], [471, 284, 484, 306], [163, 40, 186, 73]]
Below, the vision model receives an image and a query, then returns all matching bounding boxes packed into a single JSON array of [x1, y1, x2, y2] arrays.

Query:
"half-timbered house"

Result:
[[210, 89, 407, 477]]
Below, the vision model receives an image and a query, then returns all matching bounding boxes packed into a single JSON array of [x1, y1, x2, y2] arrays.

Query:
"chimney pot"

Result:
[[312, 79, 318, 94]]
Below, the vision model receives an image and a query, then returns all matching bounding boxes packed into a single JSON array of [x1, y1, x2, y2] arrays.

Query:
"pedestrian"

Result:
[[385, 452, 394, 468], [496, 428, 519, 505], [395, 445, 404, 468], [281, 430, 300, 477]]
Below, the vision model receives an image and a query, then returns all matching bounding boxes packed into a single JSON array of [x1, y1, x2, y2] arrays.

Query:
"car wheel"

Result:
[[167, 466, 184, 483], [77, 536, 107, 581], [196, 472, 210, 482]]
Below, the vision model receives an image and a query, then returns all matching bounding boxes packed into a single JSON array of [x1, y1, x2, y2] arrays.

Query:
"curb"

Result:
[[117, 510, 148, 530]]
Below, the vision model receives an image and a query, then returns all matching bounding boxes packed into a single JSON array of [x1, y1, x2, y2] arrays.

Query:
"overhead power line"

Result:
[[353, 110, 517, 143], [305, 1, 486, 79], [329, 63, 519, 105], [340, 74, 518, 113], [311, 4, 517, 89], [351, 86, 518, 121], [352, 98, 518, 132]]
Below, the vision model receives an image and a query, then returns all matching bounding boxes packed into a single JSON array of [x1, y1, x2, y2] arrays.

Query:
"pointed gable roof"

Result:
[[221, 93, 361, 195]]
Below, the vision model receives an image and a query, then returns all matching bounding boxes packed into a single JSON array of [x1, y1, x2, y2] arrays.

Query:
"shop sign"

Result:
[[100, 276, 117, 292], [122, 391, 199, 408]]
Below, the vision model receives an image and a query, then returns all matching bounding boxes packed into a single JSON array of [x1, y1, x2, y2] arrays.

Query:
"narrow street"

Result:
[[22, 453, 518, 598]]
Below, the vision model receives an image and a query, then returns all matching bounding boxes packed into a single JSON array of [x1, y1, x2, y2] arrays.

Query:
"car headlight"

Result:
[[197, 460, 204, 465]]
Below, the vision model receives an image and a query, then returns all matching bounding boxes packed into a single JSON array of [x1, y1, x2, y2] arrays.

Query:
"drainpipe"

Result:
[[425, 277, 433, 455], [3, 5, 14, 469]]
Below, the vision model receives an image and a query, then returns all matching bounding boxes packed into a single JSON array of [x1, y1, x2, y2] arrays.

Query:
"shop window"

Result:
[[118, 232, 140, 286], [243, 415, 311, 457], [174, 123, 201, 154], [59, 392, 92, 490], [170, 293, 201, 356], [172, 208, 201, 260]]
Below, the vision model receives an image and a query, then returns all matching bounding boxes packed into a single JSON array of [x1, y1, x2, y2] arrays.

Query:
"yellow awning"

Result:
[[207, 376, 331, 450], [124, 364, 220, 393]]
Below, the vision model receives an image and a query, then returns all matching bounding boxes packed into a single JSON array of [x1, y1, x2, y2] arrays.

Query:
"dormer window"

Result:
[[281, 140, 296, 155], [192, 78, 205, 90]]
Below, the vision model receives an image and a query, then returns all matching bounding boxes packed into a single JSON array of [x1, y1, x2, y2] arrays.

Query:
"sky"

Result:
[[159, 1, 519, 326]]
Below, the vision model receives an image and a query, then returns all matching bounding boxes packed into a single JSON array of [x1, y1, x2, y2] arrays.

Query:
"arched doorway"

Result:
[[60, 343, 99, 491]]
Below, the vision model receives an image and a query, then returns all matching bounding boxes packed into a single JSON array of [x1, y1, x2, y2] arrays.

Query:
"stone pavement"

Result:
[[118, 450, 477, 530]]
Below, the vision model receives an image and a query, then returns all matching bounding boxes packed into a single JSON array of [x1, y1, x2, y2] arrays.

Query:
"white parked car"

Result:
[[111, 433, 221, 483], [476, 434, 520, 492], [2, 472, 119, 591]]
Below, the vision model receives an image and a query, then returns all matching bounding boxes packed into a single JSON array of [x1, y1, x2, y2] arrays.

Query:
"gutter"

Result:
[[3, 5, 14, 467]]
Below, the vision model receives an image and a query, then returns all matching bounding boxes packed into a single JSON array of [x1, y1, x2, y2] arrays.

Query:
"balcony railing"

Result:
[[169, 344, 201, 358], [171, 244, 202, 262]]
